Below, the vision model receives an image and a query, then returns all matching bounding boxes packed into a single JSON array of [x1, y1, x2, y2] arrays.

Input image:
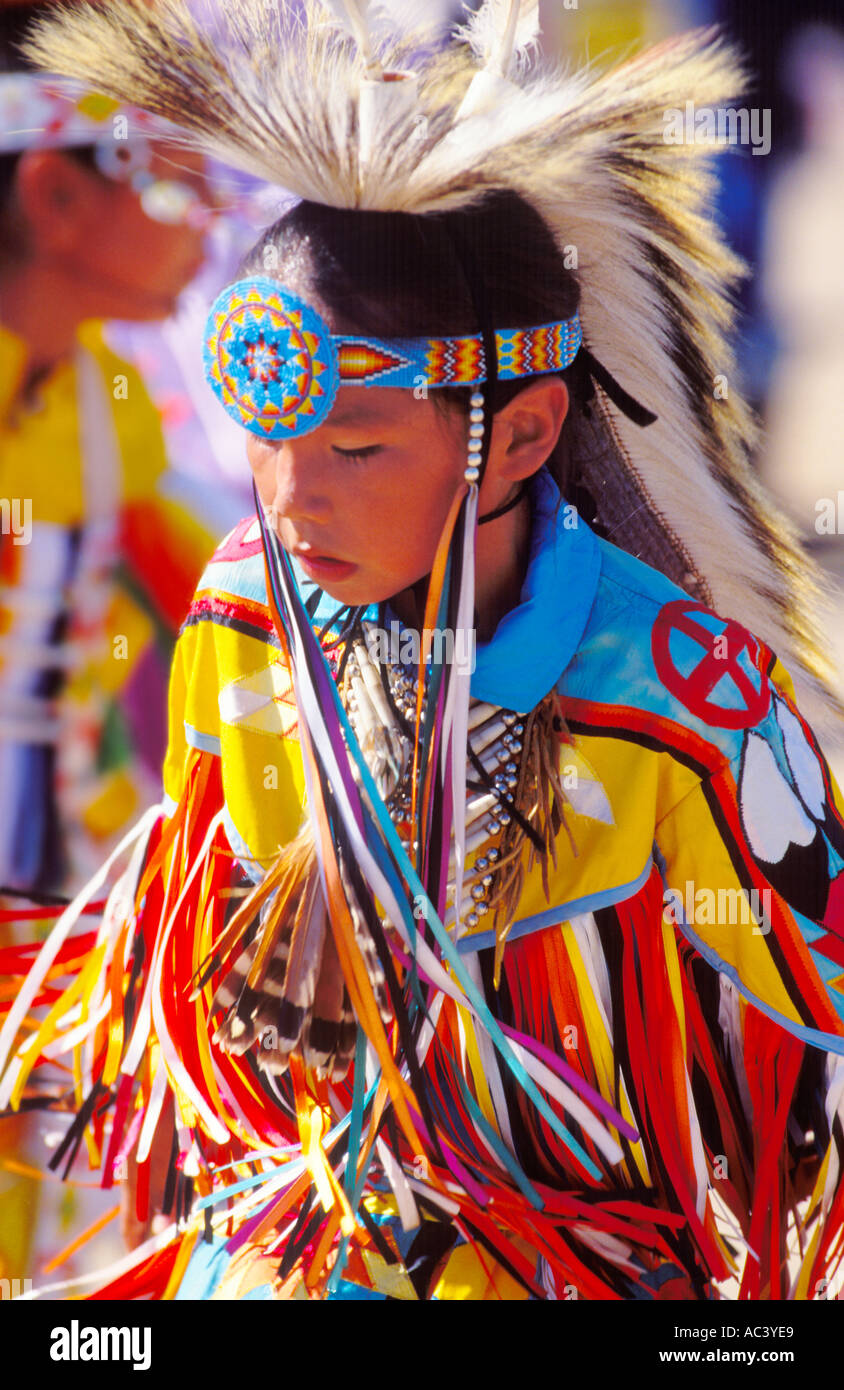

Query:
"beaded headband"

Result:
[[203, 277, 582, 442], [0, 73, 168, 155], [0, 74, 210, 227]]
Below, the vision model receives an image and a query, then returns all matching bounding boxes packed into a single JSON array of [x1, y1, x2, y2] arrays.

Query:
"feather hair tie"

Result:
[[206, 827, 395, 1085], [207, 832, 385, 1081]]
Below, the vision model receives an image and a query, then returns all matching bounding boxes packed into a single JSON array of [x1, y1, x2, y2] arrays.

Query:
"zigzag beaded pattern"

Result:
[[204, 279, 583, 437]]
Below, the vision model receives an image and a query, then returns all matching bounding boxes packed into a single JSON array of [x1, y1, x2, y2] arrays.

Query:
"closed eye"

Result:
[[332, 445, 383, 464]]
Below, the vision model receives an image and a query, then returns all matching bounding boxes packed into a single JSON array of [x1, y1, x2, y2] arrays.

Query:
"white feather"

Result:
[[320, 0, 383, 72], [453, 0, 541, 117], [321, 0, 450, 68], [381, 0, 454, 38], [456, 0, 539, 76]]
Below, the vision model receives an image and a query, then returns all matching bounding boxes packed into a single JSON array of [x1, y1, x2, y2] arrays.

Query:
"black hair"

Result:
[[0, 6, 35, 209], [0, 5, 102, 228], [0, 3, 38, 71], [241, 191, 589, 496]]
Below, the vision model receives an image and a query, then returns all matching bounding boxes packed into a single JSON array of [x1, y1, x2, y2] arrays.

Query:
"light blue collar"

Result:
[[470, 469, 601, 712], [293, 468, 601, 714]]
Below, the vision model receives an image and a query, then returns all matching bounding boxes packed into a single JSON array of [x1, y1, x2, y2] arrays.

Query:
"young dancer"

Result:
[[2, 0, 843, 1302]]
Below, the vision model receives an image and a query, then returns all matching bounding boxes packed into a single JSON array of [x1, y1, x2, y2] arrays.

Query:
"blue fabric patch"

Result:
[[470, 470, 602, 711], [326, 1279, 386, 1301], [174, 1238, 273, 1301], [201, 553, 268, 604], [184, 723, 222, 757]]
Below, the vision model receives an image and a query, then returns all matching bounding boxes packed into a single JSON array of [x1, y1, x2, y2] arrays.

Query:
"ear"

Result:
[[488, 376, 569, 486], [14, 150, 100, 254]]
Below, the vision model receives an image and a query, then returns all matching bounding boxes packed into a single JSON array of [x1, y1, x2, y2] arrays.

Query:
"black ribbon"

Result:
[[577, 345, 658, 428], [478, 480, 531, 525]]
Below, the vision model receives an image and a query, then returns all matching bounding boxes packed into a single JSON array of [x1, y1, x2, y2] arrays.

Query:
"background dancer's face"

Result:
[[2, 141, 209, 321]]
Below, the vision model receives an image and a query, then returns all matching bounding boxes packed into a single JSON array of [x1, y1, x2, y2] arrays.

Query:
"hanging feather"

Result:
[[209, 831, 318, 1056], [344, 632, 408, 800], [208, 803, 390, 1080], [302, 928, 357, 1079], [486, 691, 571, 986], [276, 872, 329, 1051], [212, 855, 358, 1081], [189, 832, 305, 1000]]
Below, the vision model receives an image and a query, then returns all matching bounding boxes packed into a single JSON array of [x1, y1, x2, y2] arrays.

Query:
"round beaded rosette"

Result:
[[203, 278, 340, 440]]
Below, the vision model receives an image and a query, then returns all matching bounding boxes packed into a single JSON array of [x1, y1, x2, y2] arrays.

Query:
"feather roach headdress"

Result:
[[24, 0, 840, 726]]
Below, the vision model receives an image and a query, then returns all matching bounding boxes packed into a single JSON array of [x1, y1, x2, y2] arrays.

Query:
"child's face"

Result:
[[80, 145, 209, 317], [246, 387, 469, 607], [20, 143, 208, 319]]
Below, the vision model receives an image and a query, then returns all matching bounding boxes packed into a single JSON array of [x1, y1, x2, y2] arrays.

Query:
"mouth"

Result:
[[293, 549, 358, 583]]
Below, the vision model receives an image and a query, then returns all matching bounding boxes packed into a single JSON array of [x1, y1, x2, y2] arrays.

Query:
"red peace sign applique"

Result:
[[651, 600, 770, 729]]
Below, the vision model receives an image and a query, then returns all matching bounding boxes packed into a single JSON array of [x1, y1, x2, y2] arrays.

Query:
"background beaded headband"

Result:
[[0, 73, 168, 154], [0, 74, 208, 227], [204, 277, 582, 441]]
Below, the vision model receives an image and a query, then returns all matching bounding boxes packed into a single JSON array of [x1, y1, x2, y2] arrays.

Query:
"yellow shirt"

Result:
[[0, 319, 170, 523], [0, 319, 215, 883]]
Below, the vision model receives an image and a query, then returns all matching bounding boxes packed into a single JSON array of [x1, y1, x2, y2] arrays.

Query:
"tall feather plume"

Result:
[[23, 6, 841, 722], [408, 28, 842, 730], [320, 0, 383, 76], [455, 0, 539, 75], [22, 0, 430, 206]]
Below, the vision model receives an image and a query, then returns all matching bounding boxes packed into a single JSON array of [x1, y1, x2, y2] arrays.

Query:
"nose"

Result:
[[268, 440, 332, 525]]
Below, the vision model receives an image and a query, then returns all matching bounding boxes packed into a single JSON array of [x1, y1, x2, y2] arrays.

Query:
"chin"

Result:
[[318, 575, 396, 608], [108, 302, 172, 325], [147, 295, 181, 320], [319, 579, 377, 606]]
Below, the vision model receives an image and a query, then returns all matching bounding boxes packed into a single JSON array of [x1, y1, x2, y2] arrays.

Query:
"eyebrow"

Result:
[[325, 404, 391, 428]]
